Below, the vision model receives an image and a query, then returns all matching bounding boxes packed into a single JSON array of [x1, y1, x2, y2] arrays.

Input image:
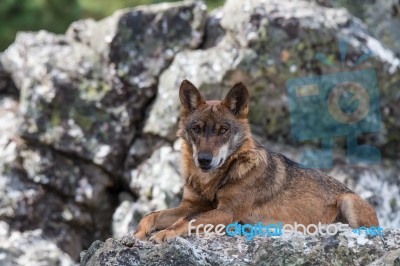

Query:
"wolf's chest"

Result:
[[186, 174, 223, 202]]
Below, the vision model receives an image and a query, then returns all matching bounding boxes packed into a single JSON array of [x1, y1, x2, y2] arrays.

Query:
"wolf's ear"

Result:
[[179, 79, 206, 113], [222, 82, 249, 118]]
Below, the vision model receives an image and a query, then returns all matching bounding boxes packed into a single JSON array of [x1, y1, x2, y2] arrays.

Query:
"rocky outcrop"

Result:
[[143, 0, 400, 151], [0, 96, 116, 259], [81, 226, 400, 265], [0, 1, 206, 263], [0, 0, 399, 265], [1, 0, 206, 173]]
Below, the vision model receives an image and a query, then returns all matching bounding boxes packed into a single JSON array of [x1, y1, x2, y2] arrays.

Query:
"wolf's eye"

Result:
[[192, 126, 201, 133], [220, 127, 229, 134]]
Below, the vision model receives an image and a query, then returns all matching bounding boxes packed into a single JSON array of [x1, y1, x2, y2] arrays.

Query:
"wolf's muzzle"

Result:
[[197, 152, 213, 170]]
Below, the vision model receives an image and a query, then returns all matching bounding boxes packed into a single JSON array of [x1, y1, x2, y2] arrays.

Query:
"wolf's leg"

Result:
[[134, 186, 213, 240], [134, 206, 198, 240], [149, 208, 236, 243], [149, 176, 256, 243], [337, 193, 379, 228]]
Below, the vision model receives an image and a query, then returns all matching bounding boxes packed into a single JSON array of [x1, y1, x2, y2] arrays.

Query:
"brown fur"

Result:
[[134, 80, 379, 243]]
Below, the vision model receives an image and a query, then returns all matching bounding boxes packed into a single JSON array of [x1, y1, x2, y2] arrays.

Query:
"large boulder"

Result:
[[143, 0, 400, 157], [0, 0, 206, 173], [81, 227, 400, 265], [0, 221, 75, 266]]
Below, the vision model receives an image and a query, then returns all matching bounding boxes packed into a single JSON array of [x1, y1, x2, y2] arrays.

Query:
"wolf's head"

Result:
[[178, 79, 251, 172]]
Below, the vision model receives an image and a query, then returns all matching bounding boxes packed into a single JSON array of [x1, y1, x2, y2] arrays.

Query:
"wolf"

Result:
[[134, 79, 379, 243]]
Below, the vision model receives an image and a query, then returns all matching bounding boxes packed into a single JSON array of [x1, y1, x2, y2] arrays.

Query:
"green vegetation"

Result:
[[0, 0, 224, 51]]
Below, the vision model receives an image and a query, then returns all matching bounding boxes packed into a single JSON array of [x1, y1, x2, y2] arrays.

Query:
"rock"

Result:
[[112, 195, 137, 239], [0, 96, 19, 152], [310, 0, 400, 56], [81, 226, 400, 265], [123, 134, 169, 174], [1, 0, 206, 173], [363, 0, 400, 56], [126, 142, 183, 210], [0, 138, 117, 259], [0, 56, 16, 94], [0, 98, 117, 260], [113, 143, 183, 238], [201, 8, 225, 49], [143, 0, 400, 153], [0, 221, 76, 266]]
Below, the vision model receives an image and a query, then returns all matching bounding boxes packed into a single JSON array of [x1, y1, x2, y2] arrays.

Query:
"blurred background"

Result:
[[0, 0, 399, 265]]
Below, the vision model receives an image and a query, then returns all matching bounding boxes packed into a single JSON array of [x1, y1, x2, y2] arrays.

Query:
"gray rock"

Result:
[[0, 96, 19, 152], [127, 142, 183, 210], [363, 1, 400, 56], [0, 98, 117, 260], [0, 138, 116, 259], [143, 0, 400, 151], [114, 143, 183, 238], [0, 55, 16, 94], [0, 221, 76, 266], [81, 226, 400, 265], [1, 0, 206, 173], [201, 8, 225, 49], [112, 196, 137, 239], [123, 134, 169, 175], [309, 0, 400, 56]]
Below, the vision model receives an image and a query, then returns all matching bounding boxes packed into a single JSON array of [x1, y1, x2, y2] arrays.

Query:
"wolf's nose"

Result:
[[198, 152, 213, 168]]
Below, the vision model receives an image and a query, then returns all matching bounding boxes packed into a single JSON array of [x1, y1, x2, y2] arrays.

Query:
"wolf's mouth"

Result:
[[200, 166, 212, 172], [200, 159, 224, 172]]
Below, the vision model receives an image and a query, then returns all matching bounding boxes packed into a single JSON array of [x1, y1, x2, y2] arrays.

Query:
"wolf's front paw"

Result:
[[134, 212, 158, 240], [149, 229, 177, 243], [133, 230, 148, 241], [133, 223, 152, 241]]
